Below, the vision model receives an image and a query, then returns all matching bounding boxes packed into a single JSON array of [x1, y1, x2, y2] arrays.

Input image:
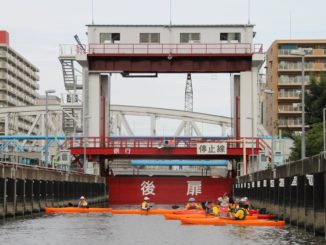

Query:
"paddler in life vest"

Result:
[[141, 197, 151, 211], [228, 197, 237, 213], [230, 202, 248, 220], [185, 197, 202, 210], [78, 196, 88, 208], [205, 201, 219, 216]]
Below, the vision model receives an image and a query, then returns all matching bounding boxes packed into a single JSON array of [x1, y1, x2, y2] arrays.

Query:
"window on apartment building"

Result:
[[180, 33, 200, 43], [220, 33, 241, 42], [100, 33, 120, 44], [139, 33, 160, 43]]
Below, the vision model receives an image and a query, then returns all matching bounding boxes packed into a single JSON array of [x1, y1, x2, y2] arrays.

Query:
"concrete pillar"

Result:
[[88, 73, 101, 137], [101, 74, 111, 137], [239, 69, 258, 138], [150, 115, 156, 136], [231, 75, 240, 138], [87, 74, 110, 139]]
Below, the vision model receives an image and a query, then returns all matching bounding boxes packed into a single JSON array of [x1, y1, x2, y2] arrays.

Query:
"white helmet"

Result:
[[80, 196, 85, 200], [189, 197, 195, 202], [144, 197, 150, 201]]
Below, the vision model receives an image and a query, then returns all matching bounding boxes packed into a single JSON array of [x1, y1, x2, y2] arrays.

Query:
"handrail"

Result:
[[68, 137, 264, 150], [59, 43, 264, 56]]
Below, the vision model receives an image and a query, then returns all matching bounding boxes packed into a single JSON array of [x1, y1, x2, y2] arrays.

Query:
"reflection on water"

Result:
[[0, 214, 324, 245]]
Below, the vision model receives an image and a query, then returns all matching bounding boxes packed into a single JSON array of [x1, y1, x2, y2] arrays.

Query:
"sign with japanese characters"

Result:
[[186, 181, 202, 196], [140, 181, 156, 196], [197, 143, 227, 155]]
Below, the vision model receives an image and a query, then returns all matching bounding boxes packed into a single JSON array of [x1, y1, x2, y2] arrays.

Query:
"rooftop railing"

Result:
[[59, 43, 263, 56]]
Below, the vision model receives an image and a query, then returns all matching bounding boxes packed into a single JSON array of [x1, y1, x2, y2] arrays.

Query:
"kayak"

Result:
[[111, 209, 174, 215], [180, 217, 285, 227], [173, 210, 205, 215], [165, 214, 260, 220], [45, 207, 112, 214]]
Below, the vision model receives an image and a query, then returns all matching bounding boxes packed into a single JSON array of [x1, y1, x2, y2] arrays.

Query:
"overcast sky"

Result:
[[0, 0, 325, 131]]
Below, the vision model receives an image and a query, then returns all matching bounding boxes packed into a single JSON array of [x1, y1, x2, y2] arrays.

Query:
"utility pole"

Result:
[[185, 73, 193, 136]]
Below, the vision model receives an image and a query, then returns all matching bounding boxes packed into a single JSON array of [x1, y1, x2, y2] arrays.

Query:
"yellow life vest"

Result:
[[141, 201, 149, 210], [234, 208, 247, 220], [185, 203, 201, 210], [212, 206, 219, 216]]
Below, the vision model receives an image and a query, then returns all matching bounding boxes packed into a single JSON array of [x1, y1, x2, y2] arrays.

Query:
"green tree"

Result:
[[289, 122, 323, 161], [289, 74, 326, 160], [305, 74, 326, 124]]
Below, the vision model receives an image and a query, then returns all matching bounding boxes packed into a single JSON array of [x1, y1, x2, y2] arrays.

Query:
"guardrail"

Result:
[[59, 43, 263, 56], [68, 137, 263, 150]]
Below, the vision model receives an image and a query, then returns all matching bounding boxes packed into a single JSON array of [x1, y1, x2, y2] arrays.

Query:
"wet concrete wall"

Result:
[[234, 153, 326, 237], [0, 162, 108, 218]]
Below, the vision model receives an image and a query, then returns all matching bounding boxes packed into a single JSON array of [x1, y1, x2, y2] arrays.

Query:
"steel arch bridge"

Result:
[[0, 103, 231, 138]]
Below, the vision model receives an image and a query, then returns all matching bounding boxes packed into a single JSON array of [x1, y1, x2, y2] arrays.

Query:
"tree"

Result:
[[305, 74, 326, 124], [289, 122, 323, 161], [289, 74, 326, 160]]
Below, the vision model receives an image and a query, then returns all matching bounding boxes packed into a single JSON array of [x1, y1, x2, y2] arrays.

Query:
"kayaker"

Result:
[[206, 201, 219, 216], [141, 197, 151, 211], [231, 202, 248, 220], [228, 197, 237, 213], [185, 197, 202, 210], [78, 196, 88, 208]]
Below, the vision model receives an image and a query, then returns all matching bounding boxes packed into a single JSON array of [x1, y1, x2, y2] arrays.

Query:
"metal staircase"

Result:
[[59, 58, 83, 91]]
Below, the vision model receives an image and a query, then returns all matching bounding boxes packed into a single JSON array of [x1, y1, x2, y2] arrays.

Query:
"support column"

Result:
[[88, 73, 101, 138], [100, 74, 111, 137], [150, 115, 156, 136], [239, 69, 258, 138], [87, 73, 110, 138]]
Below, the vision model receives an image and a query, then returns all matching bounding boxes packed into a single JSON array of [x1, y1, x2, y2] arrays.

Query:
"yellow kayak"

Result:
[[45, 207, 112, 214]]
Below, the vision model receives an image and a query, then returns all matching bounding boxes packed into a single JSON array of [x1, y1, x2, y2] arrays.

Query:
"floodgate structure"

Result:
[[1, 23, 326, 238]]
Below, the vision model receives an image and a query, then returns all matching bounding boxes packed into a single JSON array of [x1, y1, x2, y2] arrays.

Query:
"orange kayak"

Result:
[[180, 217, 285, 227], [173, 210, 205, 215], [45, 207, 112, 214], [111, 209, 174, 215], [165, 214, 259, 220]]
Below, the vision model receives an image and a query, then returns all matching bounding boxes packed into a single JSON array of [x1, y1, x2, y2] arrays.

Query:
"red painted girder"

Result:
[[87, 56, 252, 73], [70, 147, 259, 159]]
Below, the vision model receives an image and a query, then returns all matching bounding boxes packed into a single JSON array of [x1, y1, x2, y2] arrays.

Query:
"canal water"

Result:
[[0, 213, 324, 245]]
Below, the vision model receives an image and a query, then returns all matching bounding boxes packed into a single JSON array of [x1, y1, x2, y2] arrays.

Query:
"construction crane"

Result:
[[184, 73, 193, 136]]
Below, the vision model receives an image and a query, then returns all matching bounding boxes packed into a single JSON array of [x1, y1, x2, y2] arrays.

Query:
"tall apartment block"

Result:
[[0, 30, 40, 134], [264, 40, 326, 135]]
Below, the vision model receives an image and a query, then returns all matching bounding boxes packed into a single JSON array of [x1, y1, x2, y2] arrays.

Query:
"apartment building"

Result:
[[0, 30, 40, 134], [264, 40, 326, 135]]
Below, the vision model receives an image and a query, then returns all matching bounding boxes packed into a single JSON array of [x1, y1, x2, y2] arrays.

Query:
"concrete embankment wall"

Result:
[[234, 153, 326, 236], [0, 162, 108, 218]]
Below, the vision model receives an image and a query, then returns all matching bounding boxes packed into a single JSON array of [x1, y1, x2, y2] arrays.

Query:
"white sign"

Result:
[[263, 180, 267, 187], [306, 175, 314, 186], [279, 178, 285, 187], [197, 143, 227, 155], [141, 181, 156, 196], [252, 182, 255, 188], [187, 181, 202, 196], [257, 181, 261, 188], [270, 180, 275, 188], [291, 176, 297, 186], [247, 183, 250, 189]]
